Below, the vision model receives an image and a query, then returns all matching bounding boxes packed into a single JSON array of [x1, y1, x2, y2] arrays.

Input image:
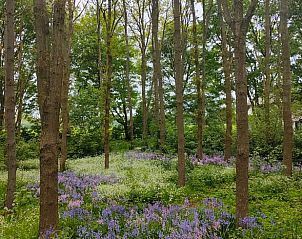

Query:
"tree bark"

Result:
[[0, 28, 4, 130], [263, 0, 271, 144], [103, 0, 113, 169], [218, 0, 233, 161], [60, 0, 74, 172], [174, 0, 185, 187], [96, 0, 102, 87], [152, 0, 165, 149], [34, 0, 66, 235], [280, 0, 293, 176], [221, 0, 258, 224], [122, 0, 133, 143], [190, 0, 202, 159], [4, 0, 17, 210], [141, 32, 148, 143]]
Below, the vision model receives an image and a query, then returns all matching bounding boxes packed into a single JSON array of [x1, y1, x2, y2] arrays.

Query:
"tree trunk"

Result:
[[221, 0, 258, 225], [60, 0, 74, 172], [96, 0, 102, 87], [122, 0, 133, 142], [218, 0, 233, 161], [152, 0, 165, 149], [104, 0, 113, 169], [4, 0, 17, 210], [0, 30, 4, 130], [34, 0, 66, 235], [141, 49, 148, 142], [174, 0, 185, 187], [280, 0, 293, 176], [263, 0, 271, 144], [190, 0, 203, 159]]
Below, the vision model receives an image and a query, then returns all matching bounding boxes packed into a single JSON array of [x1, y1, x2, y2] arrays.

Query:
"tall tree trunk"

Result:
[[190, 0, 203, 159], [0, 74, 4, 130], [96, 0, 102, 87], [141, 48, 148, 142], [174, 0, 185, 187], [122, 0, 133, 142], [280, 0, 293, 176], [221, 0, 258, 224], [264, 0, 271, 144], [15, 26, 25, 137], [104, 0, 113, 169], [60, 0, 74, 172], [152, 0, 165, 149], [218, 0, 233, 161], [0, 30, 4, 130], [34, 0, 66, 235], [4, 0, 17, 210]]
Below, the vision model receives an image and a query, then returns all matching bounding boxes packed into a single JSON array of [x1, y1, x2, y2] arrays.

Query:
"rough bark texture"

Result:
[[152, 0, 165, 149], [280, 0, 293, 176], [263, 0, 271, 143], [123, 0, 133, 142], [218, 0, 232, 161], [221, 0, 258, 224], [34, 0, 66, 235], [173, 0, 185, 187], [0, 25, 4, 130], [103, 0, 113, 169], [4, 0, 17, 210], [60, 0, 74, 172], [190, 0, 203, 159]]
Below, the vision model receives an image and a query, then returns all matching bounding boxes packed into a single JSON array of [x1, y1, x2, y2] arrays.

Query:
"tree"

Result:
[[60, 0, 75, 172], [151, 0, 165, 149], [101, 0, 121, 169], [129, 0, 151, 142], [122, 0, 133, 142], [280, 0, 293, 176], [33, 0, 66, 235], [4, 0, 17, 210], [221, 0, 258, 223], [263, 0, 271, 143], [190, 0, 203, 159], [173, 0, 185, 187], [218, 0, 233, 161], [0, 2, 5, 129]]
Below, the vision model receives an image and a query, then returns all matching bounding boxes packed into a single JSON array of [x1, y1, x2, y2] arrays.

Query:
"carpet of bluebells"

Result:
[[29, 171, 264, 239], [1, 151, 302, 238]]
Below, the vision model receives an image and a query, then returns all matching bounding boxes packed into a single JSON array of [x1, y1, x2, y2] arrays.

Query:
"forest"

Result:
[[0, 0, 302, 238]]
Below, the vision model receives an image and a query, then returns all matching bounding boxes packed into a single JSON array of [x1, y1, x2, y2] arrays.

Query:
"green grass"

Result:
[[1, 154, 302, 238]]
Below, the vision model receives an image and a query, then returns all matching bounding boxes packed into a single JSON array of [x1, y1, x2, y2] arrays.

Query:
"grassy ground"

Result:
[[0, 153, 302, 238]]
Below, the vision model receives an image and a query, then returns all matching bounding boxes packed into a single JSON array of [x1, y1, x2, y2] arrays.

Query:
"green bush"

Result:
[[187, 165, 235, 191]]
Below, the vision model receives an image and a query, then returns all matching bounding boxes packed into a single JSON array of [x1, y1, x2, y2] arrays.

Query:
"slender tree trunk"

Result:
[[34, 0, 66, 235], [264, 0, 271, 143], [15, 27, 25, 136], [96, 0, 102, 87], [174, 0, 185, 187], [152, 0, 165, 149], [122, 0, 133, 142], [104, 0, 113, 169], [0, 76, 4, 130], [4, 0, 17, 210], [218, 0, 233, 161], [141, 49, 148, 142], [0, 30, 4, 130], [221, 0, 258, 224], [280, 0, 293, 176], [60, 0, 74, 172], [190, 0, 203, 159]]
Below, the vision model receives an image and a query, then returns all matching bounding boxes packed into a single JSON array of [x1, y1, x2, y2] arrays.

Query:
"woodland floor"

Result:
[[0, 152, 302, 238]]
